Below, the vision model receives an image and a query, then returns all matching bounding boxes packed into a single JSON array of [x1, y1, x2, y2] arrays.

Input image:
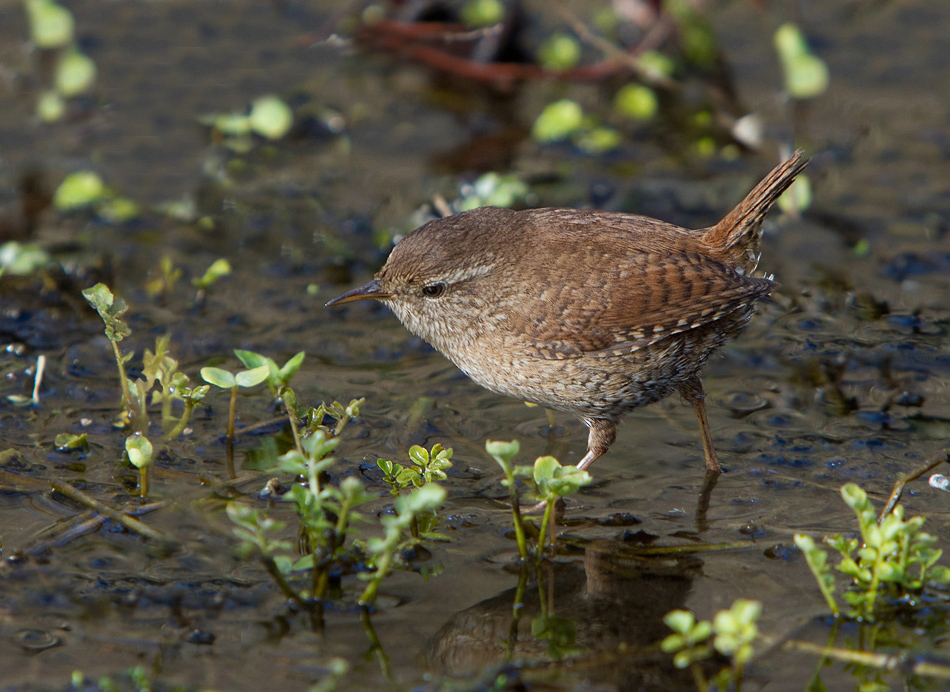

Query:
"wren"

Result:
[[328, 151, 807, 475]]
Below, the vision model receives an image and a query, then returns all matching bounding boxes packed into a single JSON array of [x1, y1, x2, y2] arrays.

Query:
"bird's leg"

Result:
[[577, 418, 617, 471], [678, 374, 721, 474]]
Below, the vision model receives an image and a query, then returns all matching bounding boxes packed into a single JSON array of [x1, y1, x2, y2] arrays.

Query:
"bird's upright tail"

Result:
[[701, 150, 808, 270]]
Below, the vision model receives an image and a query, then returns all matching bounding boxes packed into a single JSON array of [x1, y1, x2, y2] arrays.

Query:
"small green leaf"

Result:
[[98, 196, 139, 224], [408, 445, 429, 467], [200, 367, 236, 389], [460, 0, 503, 27], [212, 113, 251, 136], [574, 126, 622, 155], [532, 99, 584, 143], [661, 633, 686, 653], [55, 171, 105, 212], [774, 23, 829, 99], [840, 483, 868, 510], [638, 51, 676, 81], [81, 283, 131, 342], [234, 350, 269, 370], [406, 484, 446, 514], [533, 455, 559, 484], [26, 0, 74, 49], [0, 242, 51, 276], [125, 433, 153, 469], [248, 96, 293, 140], [235, 365, 270, 388], [485, 439, 520, 464], [537, 33, 581, 71], [193, 258, 231, 289], [55, 50, 97, 97], [614, 83, 658, 121], [927, 565, 950, 584], [36, 90, 65, 122], [278, 352, 305, 381], [663, 610, 696, 635], [55, 432, 88, 451]]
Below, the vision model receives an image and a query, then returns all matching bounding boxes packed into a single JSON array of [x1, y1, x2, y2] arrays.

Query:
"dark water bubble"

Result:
[[15, 629, 60, 651], [738, 522, 765, 537], [721, 391, 769, 415], [186, 628, 216, 645], [596, 512, 641, 527], [895, 391, 924, 407], [763, 544, 796, 560]]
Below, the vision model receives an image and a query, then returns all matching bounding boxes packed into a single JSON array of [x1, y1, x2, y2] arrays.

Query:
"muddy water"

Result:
[[1, 1, 949, 690]]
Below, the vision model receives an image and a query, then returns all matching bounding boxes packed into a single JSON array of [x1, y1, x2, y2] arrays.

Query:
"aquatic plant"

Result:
[[378, 443, 453, 539], [661, 599, 762, 692], [200, 362, 270, 441], [227, 393, 447, 608], [794, 483, 950, 622], [485, 439, 592, 562]]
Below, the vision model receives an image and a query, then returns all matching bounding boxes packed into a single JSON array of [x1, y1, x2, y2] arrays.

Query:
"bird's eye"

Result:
[[422, 283, 446, 298]]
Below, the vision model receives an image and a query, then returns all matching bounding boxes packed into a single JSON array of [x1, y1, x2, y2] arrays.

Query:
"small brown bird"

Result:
[[328, 151, 807, 475]]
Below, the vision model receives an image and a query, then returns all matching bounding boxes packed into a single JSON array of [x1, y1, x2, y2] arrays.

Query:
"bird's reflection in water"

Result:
[[425, 538, 705, 690]]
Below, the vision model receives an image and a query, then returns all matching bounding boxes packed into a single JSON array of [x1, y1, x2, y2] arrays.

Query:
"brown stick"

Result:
[[49, 479, 171, 544], [878, 448, 950, 521]]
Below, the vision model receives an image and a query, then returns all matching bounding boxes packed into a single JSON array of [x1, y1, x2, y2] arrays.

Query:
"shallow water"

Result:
[[1, 1, 949, 690]]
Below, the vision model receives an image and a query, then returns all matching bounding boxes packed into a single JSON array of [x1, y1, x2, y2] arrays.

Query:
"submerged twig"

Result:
[[548, 0, 677, 89], [26, 501, 165, 554], [49, 479, 170, 544], [786, 639, 950, 678], [879, 448, 950, 521]]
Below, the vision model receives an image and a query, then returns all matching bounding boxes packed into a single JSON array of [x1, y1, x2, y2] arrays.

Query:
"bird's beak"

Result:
[[324, 279, 391, 307]]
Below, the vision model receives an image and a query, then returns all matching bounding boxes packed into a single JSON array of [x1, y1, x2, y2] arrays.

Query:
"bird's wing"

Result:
[[506, 246, 775, 360]]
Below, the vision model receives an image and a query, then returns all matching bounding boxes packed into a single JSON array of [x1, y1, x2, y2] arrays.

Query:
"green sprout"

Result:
[[280, 427, 373, 600], [377, 443, 453, 539], [192, 258, 231, 306], [200, 363, 269, 441], [143, 335, 209, 440], [661, 599, 761, 692], [125, 433, 153, 498], [230, 403, 375, 604], [234, 349, 305, 398], [378, 444, 453, 493], [532, 455, 592, 554], [711, 599, 761, 688], [227, 502, 299, 602], [82, 283, 134, 417], [144, 256, 182, 300], [486, 439, 532, 561], [795, 483, 950, 622], [358, 484, 447, 606], [774, 23, 829, 100]]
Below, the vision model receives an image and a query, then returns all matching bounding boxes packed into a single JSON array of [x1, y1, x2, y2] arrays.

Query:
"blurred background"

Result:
[[0, 1, 949, 691]]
